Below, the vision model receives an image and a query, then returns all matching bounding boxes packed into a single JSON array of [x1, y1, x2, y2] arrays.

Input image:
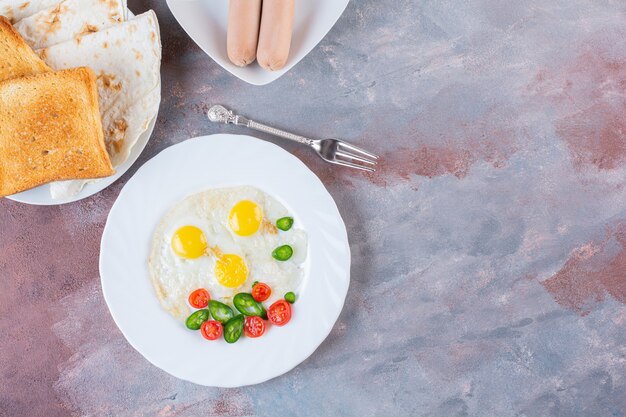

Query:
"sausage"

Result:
[[256, 0, 295, 71], [227, 0, 262, 67]]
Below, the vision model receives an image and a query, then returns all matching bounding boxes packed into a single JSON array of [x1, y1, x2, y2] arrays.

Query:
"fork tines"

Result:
[[334, 141, 379, 172]]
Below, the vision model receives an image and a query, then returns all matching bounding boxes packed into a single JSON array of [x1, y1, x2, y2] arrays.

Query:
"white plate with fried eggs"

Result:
[[100, 134, 350, 387], [149, 185, 308, 319]]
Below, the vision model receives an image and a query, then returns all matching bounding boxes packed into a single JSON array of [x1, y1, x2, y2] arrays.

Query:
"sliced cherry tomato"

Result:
[[188, 288, 210, 309], [201, 320, 223, 340], [267, 299, 292, 326], [251, 282, 272, 302], [244, 316, 266, 338]]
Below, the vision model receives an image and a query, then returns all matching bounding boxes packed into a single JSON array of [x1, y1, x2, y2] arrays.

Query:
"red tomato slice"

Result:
[[251, 282, 272, 302], [201, 320, 223, 340], [267, 299, 291, 326], [188, 288, 210, 309], [244, 316, 266, 338]]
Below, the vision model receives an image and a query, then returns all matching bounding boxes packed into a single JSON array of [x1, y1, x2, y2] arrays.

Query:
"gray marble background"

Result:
[[1, 0, 625, 416]]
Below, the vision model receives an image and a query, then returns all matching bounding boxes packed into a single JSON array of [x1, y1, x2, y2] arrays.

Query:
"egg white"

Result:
[[148, 186, 308, 320]]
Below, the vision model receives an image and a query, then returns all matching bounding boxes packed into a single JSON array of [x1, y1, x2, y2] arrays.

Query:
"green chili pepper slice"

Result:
[[272, 245, 293, 261], [223, 314, 244, 343], [185, 309, 209, 330], [284, 292, 296, 304], [276, 217, 294, 231], [208, 300, 234, 324], [233, 293, 266, 317]]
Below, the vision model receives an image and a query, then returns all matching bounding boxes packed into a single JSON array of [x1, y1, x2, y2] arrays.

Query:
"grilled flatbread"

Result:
[[14, 0, 126, 49], [0, 0, 58, 24], [37, 10, 161, 198]]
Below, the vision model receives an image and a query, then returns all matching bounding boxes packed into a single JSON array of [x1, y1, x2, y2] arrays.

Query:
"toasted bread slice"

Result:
[[0, 67, 114, 197], [0, 15, 50, 82]]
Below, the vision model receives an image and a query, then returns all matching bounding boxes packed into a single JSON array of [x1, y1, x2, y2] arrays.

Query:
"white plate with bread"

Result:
[[166, 0, 350, 85], [0, 3, 161, 205]]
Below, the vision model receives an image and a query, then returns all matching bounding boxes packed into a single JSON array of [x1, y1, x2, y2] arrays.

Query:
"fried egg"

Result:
[[148, 186, 308, 319]]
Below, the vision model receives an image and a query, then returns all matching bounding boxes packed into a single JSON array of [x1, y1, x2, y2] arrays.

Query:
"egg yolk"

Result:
[[214, 254, 248, 288], [171, 226, 207, 259], [229, 200, 262, 236]]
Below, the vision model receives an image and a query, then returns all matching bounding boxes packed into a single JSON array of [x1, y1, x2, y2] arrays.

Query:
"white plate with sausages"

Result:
[[165, 0, 350, 85]]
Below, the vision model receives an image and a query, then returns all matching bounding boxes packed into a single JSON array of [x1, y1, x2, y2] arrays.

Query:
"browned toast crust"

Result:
[[0, 15, 50, 82], [0, 67, 114, 197]]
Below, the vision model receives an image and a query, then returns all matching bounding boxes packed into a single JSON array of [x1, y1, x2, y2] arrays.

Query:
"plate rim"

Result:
[[100, 134, 351, 387]]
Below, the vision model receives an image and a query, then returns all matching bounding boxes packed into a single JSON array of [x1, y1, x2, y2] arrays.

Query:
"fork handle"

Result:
[[207, 104, 314, 147], [245, 119, 314, 147]]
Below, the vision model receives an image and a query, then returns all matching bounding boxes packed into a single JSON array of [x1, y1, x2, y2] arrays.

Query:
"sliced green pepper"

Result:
[[223, 314, 244, 343], [276, 217, 294, 231], [208, 300, 234, 324], [185, 309, 209, 330], [233, 293, 266, 318], [272, 245, 293, 261]]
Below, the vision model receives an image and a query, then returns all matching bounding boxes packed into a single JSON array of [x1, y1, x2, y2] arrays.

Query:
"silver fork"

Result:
[[207, 105, 378, 172]]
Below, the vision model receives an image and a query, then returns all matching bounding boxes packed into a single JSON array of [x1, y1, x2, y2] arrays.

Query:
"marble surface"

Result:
[[1, 0, 626, 415]]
